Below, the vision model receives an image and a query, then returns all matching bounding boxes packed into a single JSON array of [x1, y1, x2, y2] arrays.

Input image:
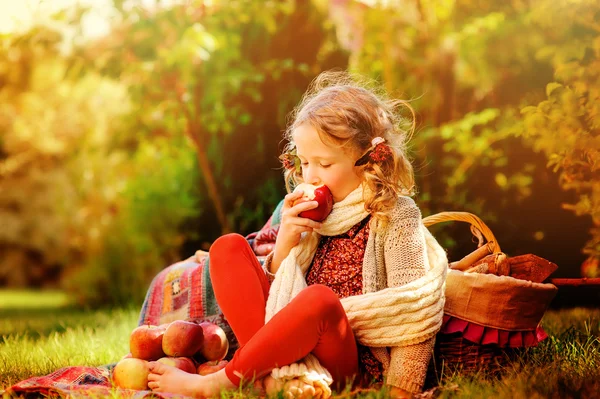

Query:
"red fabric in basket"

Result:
[[440, 314, 548, 348]]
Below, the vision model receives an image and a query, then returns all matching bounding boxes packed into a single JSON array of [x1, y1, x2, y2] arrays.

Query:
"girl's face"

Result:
[[292, 123, 364, 203]]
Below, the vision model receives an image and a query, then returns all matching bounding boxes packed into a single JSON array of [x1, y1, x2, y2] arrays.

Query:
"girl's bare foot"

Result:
[[147, 361, 236, 398]]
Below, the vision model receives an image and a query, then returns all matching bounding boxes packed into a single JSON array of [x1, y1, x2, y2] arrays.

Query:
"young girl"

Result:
[[146, 71, 447, 399]]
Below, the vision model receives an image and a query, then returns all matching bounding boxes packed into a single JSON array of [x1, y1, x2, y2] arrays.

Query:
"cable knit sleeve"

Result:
[[384, 197, 435, 393], [261, 251, 277, 283]]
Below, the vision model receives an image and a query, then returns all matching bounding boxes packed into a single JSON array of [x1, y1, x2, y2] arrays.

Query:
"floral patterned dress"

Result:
[[305, 215, 384, 385]]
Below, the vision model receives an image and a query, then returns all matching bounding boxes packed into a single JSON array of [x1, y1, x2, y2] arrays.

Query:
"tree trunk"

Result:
[[186, 123, 232, 235]]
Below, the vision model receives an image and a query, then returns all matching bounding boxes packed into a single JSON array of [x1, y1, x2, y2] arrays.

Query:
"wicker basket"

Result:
[[422, 211, 557, 375], [433, 333, 519, 373]]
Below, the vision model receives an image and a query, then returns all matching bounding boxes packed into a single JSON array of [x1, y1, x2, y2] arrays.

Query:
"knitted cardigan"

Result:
[[262, 186, 448, 393]]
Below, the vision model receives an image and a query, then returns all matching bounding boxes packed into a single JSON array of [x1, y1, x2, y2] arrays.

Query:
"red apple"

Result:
[[293, 183, 333, 222], [199, 322, 229, 361], [112, 358, 149, 390], [162, 320, 204, 357], [130, 324, 167, 361], [157, 356, 197, 374], [197, 360, 228, 376]]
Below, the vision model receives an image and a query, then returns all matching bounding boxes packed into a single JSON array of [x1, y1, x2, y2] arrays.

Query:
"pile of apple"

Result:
[[112, 320, 229, 390]]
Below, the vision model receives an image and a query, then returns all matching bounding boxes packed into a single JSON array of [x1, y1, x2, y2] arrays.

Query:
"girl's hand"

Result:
[[270, 190, 323, 273]]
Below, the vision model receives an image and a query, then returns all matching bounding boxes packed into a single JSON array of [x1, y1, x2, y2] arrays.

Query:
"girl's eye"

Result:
[[300, 162, 330, 168]]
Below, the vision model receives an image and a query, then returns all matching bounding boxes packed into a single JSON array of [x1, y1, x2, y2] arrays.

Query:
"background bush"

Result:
[[0, 0, 597, 307]]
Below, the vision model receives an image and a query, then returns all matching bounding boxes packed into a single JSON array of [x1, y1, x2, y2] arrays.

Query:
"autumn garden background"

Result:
[[1, 1, 600, 397], [1, 0, 599, 308]]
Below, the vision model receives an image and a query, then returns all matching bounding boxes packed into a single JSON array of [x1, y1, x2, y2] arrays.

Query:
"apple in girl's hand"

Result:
[[196, 360, 228, 376], [129, 324, 167, 361], [112, 358, 150, 390], [156, 356, 197, 374], [292, 183, 334, 222], [198, 322, 229, 361], [162, 320, 204, 357]]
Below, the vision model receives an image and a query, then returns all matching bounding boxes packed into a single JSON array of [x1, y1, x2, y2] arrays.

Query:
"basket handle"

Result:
[[422, 211, 501, 254]]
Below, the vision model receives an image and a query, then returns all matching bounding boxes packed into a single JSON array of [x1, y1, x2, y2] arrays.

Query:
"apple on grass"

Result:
[[197, 360, 228, 376], [292, 183, 333, 222], [157, 356, 197, 374], [112, 358, 149, 390], [199, 322, 229, 361], [129, 324, 167, 361], [162, 320, 204, 357]]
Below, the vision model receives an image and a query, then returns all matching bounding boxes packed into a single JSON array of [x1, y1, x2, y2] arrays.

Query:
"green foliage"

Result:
[[334, 1, 549, 216], [519, 1, 600, 257], [3, 0, 599, 306], [0, 18, 204, 307], [333, 0, 599, 260], [0, 0, 345, 306], [62, 138, 201, 308], [84, 0, 343, 236], [0, 25, 131, 287]]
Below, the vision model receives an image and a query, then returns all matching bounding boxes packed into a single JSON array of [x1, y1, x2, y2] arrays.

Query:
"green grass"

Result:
[[0, 290, 138, 390], [1, 290, 599, 398]]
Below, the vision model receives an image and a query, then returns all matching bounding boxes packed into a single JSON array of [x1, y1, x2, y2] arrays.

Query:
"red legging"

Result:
[[209, 233, 358, 390]]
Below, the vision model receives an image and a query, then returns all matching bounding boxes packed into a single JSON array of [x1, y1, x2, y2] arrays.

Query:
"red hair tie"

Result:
[[355, 137, 393, 166], [279, 148, 301, 174]]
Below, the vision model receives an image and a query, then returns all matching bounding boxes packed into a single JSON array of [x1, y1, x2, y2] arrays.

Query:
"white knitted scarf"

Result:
[[263, 184, 447, 398]]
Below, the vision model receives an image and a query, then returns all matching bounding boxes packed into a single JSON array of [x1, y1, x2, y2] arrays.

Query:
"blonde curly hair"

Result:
[[280, 70, 417, 230]]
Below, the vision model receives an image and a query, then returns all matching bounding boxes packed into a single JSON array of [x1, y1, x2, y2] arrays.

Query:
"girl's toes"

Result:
[[148, 361, 167, 375]]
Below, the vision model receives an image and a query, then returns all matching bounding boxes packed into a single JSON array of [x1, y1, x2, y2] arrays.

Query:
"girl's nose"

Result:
[[304, 168, 321, 185]]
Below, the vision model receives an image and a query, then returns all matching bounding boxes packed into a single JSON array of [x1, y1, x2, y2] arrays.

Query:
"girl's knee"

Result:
[[210, 233, 247, 257], [301, 284, 337, 301], [209, 233, 249, 273], [298, 285, 343, 318]]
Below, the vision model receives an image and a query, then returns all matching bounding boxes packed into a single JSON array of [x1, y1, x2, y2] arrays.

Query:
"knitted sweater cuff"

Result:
[[261, 251, 276, 282], [385, 374, 423, 394]]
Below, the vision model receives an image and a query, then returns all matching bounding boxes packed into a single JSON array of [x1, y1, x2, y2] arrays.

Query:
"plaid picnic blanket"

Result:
[[3, 365, 174, 399], [5, 202, 285, 398]]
